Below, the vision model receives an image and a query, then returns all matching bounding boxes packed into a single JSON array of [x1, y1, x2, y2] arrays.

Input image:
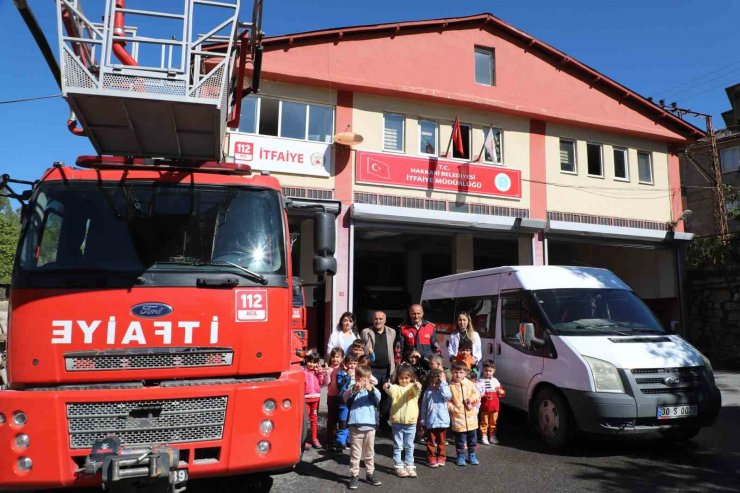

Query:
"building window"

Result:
[[238, 96, 334, 143], [637, 151, 653, 184], [560, 139, 576, 173], [452, 123, 472, 160], [613, 147, 629, 181], [482, 127, 503, 165], [384, 113, 405, 152], [474, 47, 495, 86], [587, 143, 603, 177], [720, 146, 740, 173], [419, 120, 438, 156], [239, 96, 258, 134]]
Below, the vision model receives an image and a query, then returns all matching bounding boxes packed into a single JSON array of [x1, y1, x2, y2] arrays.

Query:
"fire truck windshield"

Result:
[[17, 182, 286, 283]]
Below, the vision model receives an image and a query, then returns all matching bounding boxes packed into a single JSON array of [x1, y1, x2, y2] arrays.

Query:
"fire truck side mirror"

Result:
[[314, 212, 336, 257], [313, 255, 337, 276]]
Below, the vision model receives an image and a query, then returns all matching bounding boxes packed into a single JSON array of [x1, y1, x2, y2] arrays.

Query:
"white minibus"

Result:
[[420, 266, 721, 448]]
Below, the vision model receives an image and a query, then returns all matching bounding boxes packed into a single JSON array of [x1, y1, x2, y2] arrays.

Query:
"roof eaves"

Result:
[[258, 13, 705, 141]]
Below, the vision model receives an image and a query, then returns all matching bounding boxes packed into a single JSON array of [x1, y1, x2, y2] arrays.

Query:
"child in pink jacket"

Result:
[[304, 351, 329, 448]]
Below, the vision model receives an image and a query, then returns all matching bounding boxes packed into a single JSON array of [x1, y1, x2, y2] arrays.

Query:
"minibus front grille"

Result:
[[66, 396, 227, 449], [630, 367, 704, 397]]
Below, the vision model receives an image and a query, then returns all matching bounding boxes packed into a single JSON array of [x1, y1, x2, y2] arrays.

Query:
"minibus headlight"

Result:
[[583, 356, 624, 393]]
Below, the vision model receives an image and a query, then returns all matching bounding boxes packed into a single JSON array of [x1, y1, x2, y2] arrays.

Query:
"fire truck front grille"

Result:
[[64, 348, 233, 371], [66, 396, 227, 449]]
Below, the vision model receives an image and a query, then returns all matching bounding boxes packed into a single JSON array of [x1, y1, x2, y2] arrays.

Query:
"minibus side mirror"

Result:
[[519, 322, 545, 348]]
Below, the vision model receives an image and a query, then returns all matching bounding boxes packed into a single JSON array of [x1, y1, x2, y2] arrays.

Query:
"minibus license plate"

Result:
[[656, 404, 697, 420]]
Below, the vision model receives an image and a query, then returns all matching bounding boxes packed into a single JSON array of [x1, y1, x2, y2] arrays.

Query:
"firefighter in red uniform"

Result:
[[394, 304, 441, 365]]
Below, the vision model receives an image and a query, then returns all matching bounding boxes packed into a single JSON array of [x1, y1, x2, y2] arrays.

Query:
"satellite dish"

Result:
[[332, 131, 364, 147]]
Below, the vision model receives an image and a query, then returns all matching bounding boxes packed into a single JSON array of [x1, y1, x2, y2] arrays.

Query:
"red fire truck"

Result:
[[0, 1, 336, 491]]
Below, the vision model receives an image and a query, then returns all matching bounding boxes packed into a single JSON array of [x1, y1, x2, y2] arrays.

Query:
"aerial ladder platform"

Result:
[[55, 0, 262, 161]]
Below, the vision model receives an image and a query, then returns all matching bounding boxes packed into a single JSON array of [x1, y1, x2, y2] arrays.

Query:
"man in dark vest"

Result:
[[394, 304, 441, 364], [360, 311, 396, 427]]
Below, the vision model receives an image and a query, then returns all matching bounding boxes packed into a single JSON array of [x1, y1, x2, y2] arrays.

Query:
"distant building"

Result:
[[680, 84, 740, 236], [226, 13, 704, 349]]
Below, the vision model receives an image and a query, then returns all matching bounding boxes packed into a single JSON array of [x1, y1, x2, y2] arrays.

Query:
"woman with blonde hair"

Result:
[[447, 311, 482, 369]]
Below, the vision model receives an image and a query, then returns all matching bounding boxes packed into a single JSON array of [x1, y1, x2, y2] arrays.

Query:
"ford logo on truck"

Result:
[[131, 303, 173, 318]]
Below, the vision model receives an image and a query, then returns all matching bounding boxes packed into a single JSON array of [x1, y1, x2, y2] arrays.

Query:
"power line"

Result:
[[662, 70, 740, 100], [655, 58, 740, 97], [0, 94, 62, 105]]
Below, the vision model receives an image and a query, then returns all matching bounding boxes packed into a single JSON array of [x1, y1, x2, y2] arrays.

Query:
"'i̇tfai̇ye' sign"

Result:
[[355, 151, 521, 199]]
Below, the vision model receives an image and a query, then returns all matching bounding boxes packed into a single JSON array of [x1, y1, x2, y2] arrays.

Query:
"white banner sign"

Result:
[[228, 132, 332, 177]]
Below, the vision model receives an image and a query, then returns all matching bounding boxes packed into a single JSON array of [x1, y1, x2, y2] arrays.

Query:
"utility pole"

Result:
[[656, 100, 730, 241]]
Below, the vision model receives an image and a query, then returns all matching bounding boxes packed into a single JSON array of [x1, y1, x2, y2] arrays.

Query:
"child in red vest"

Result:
[[476, 359, 505, 445]]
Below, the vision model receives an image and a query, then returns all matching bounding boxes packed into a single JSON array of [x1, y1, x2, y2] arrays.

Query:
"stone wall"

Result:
[[686, 270, 740, 370]]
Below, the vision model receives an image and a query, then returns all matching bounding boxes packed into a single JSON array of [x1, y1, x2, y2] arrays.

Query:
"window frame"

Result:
[[559, 138, 577, 174], [481, 127, 504, 166], [455, 295, 498, 339], [720, 146, 740, 173], [452, 122, 472, 161], [236, 95, 335, 144], [586, 142, 604, 178], [418, 118, 439, 157], [383, 112, 406, 153], [612, 147, 630, 182], [499, 290, 553, 358], [637, 150, 654, 185], [474, 46, 496, 86]]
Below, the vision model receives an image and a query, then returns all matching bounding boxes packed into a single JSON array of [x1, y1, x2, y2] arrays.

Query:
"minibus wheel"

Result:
[[533, 388, 573, 449]]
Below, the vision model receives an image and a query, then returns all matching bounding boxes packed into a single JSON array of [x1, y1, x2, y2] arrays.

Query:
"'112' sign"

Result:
[[235, 289, 267, 322]]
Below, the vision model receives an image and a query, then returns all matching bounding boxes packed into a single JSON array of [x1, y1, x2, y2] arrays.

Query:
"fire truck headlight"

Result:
[[282, 399, 292, 409], [17, 457, 32, 471], [259, 419, 273, 435], [12, 412, 28, 427], [263, 399, 276, 414], [15, 434, 30, 450], [256, 440, 270, 455]]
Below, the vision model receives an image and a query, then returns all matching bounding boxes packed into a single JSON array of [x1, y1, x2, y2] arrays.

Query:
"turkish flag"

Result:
[[452, 116, 464, 155], [366, 158, 391, 179]]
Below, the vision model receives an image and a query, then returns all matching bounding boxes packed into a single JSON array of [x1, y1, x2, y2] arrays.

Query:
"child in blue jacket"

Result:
[[334, 353, 358, 452], [420, 368, 452, 468], [342, 365, 382, 489]]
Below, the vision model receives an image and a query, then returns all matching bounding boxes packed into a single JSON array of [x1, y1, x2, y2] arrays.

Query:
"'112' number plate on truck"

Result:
[[657, 404, 697, 420]]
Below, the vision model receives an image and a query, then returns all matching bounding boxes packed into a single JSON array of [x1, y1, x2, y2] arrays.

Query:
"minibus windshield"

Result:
[[532, 288, 665, 335]]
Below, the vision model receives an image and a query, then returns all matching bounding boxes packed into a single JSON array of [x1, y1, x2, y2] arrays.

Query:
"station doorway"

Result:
[[352, 225, 519, 328], [547, 238, 680, 328]]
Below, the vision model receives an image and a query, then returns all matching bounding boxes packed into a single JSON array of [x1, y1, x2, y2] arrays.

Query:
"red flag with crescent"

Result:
[[452, 116, 464, 155], [366, 158, 391, 179]]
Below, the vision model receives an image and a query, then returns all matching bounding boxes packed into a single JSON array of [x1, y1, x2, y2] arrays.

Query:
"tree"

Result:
[[0, 196, 21, 284]]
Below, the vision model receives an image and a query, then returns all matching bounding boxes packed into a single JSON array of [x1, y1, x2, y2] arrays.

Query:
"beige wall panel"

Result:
[[545, 122, 672, 222], [352, 93, 531, 209], [258, 80, 337, 105]]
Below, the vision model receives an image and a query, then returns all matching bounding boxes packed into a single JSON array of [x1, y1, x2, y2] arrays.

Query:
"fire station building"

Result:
[[226, 13, 703, 351]]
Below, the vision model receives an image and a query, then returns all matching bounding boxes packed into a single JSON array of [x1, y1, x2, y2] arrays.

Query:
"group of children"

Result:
[[302, 339, 505, 489]]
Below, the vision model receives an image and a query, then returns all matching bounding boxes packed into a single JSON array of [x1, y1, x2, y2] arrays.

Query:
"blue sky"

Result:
[[1, 0, 738, 183]]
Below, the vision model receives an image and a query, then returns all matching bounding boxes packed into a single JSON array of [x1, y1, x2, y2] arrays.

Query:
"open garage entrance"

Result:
[[547, 238, 680, 329], [352, 224, 520, 328]]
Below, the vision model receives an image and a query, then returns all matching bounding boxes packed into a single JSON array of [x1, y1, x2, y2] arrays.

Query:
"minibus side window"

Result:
[[422, 298, 456, 334], [501, 290, 550, 356], [456, 296, 498, 338]]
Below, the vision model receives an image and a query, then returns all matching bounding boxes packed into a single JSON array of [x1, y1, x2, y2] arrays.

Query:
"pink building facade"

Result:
[[226, 14, 702, 350]]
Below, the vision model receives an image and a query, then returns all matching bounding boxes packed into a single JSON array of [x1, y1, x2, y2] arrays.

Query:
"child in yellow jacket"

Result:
[[383, 364, 422, 478], [448, 361, 481, 466]]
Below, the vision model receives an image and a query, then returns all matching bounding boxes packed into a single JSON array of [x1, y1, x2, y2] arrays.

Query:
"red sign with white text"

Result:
[[355, 151, 521, 199]]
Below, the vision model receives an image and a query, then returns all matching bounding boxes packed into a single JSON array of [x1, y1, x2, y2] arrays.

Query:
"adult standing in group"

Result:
[[448, 310, 482, 370], [394, 304, 441, 365], [326, 311, 359, 355], [360, 311, 396, 427]]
